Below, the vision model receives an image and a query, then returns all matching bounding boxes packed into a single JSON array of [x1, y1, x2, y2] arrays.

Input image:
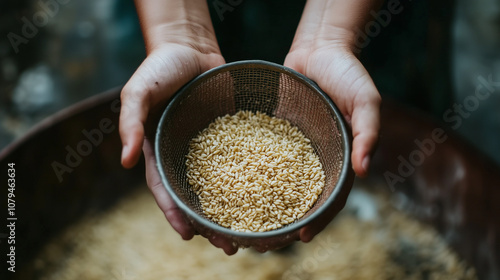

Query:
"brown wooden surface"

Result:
[[372, 99, 500, 280]]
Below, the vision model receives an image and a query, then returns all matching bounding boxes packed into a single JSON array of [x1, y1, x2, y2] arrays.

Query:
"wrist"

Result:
[[135, 0, 219, 54], [145, 20, 220, 55], [289, 25, 356, 55], [289, 0, 384, 54]]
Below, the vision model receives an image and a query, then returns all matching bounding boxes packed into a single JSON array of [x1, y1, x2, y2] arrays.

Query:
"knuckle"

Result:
[[358, 90, 381, 107], [121, 82, 151, 106], [148, 179, 166, 198]]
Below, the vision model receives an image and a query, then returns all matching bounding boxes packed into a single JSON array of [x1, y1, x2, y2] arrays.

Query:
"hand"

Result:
[[283, 0, 382, 242], [119, 43, 238, 255], [285, 45, 381, 178], [284, 46, 380, 241]]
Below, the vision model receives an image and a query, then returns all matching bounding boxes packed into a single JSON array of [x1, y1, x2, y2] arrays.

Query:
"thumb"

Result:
[[350, 88, 381, 177], [119, 51, 203, 168], [119, 81, 150, 168]]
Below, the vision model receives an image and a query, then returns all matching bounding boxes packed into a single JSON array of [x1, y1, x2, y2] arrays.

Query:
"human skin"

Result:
[[120, 0, 382, 255]]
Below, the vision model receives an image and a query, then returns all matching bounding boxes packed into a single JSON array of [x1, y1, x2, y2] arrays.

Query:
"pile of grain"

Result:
[[186, 111, 325, 232], [30, 182, 477, 280]]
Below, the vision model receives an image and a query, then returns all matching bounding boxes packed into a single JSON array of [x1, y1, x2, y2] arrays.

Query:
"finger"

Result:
[[254, 247, 268, 253], [207, 235, 238, 255], [350, 90, 381, 177], [299, 209, 337, 243], [299, 227, 314, 243], [120, 81, 150, 169], [119, 51, 198, 169], [143, 138, 195, 240], [299, 194, 344, 242]]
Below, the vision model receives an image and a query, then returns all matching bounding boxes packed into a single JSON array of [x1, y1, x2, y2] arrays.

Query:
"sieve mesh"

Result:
[[157, 61, 346, 234]]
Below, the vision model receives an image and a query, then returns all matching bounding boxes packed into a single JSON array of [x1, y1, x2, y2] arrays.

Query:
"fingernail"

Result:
[[362, 156, 370, 173]]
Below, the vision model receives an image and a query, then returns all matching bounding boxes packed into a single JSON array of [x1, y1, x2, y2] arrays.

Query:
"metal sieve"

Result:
[[155, 60, 353, 249]]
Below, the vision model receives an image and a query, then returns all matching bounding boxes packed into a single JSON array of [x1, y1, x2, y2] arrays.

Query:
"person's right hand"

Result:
[[119, 38, 242, 255], [120, 42, 225, 169]]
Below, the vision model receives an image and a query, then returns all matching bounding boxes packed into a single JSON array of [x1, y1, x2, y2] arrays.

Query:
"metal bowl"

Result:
[[155, 60, 353, 249]]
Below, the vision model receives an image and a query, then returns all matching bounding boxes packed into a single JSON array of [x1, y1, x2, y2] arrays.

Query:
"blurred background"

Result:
[[0, 0, 144, 149], [0, 0, 499, 279]]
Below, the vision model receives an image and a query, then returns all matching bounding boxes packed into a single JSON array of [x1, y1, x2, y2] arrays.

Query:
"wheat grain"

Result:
[[186, 111, 325, 232]]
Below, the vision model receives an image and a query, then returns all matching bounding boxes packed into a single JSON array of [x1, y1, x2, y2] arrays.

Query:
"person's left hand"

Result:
[[283, 37, 381, 243]]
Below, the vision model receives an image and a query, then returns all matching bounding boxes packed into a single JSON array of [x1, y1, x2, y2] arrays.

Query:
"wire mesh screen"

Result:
[[158, 62, 345, 232]]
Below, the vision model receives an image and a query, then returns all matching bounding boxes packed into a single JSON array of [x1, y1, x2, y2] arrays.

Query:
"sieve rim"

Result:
[[155, 60, 351, 239]]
